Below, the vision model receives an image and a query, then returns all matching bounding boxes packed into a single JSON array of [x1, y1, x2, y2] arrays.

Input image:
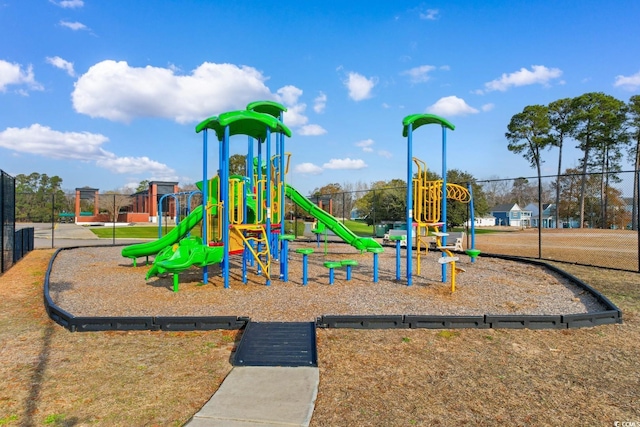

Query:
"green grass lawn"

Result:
[[88, 221, 499, 239], [89, 226, 174, 238], [342, 220, 374, 236], [90, 224, 204, 239]]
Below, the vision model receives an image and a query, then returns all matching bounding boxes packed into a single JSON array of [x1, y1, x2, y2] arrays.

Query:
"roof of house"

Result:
[[490, 203, 519, 212]]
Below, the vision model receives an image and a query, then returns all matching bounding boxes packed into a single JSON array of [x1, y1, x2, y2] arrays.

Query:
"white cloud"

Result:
[[614, 70, 640, 91], [344, 72, 377, 101], [46, 56, 75, 77], [50, 0, 84, 8], [298, 124, 327, 136], [72, 60, 273, 123], [313, 92, 327, 113], [0, 60, 43, 93], [273, 86, 326, 135], [378, 150, 392, 159], [282, 102, 308, 128], [0, 124, 174, 176], [426, 96, 479, 116], [96, 155, 172, 175], [401, 65, 436, 83], [59, 20, 88, 31], [481, 65, 562, 93], [322, 158, 367, 170], [419, 9, 439, 20], [355, 139, 374, 152], [481, 103, 495, 112], [276, 85, 302, 105], [72, 59, 325, 134], [294, 162, 323, 174]]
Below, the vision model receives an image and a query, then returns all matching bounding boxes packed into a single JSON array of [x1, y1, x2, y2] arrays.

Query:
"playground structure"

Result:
[[120, 104, 483, 292], [122, 101, 382, 290], [403, 114, 480, 290]]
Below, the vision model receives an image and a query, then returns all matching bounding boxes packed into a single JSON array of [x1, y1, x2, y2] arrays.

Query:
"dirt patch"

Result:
[[0, 250, 234, 426], [1, 247, 639, 426], [475, 227, 638, 270]]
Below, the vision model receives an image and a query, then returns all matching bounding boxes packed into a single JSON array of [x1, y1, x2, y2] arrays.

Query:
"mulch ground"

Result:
[[47, 242, 607, 321]]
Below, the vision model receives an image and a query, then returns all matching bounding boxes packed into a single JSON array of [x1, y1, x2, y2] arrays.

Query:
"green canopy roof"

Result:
[[195, 110, 292, 141], [402, 114, 455, 137], [246, 100, 287, 118]]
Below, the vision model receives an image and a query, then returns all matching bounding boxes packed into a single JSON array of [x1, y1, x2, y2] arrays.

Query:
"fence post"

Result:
[[372, 189, 376, 226], [637, 169, 640, 272], [112, 193, 116, 245], [51, 193, 55, 248], [1, 171, 4, 273]]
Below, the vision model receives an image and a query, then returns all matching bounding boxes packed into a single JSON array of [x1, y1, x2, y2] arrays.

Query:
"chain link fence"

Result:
[[1, 170, 15, 273], [1, 170, 35, 274], [12, 170, 640, 272], [299, 170, 640, 272]]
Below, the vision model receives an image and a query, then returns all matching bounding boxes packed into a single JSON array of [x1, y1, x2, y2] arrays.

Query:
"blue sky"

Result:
[[1, 0, 639, 196]]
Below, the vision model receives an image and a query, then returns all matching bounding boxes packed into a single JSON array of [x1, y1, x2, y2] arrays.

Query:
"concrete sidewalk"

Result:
[[22, 222, 152, 249], [185, 367, 319, 427]]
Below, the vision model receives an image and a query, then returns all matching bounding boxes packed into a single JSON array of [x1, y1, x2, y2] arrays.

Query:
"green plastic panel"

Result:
[[195, 109, 292, 140], [402, 114, 455, 137], [246, 100, 287, 118]]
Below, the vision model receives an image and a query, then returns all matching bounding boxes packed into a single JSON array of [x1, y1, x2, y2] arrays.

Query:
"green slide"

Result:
[[285, 184, 382, 252], [121, 205, 204, 260], [145, 236, 224, 279]]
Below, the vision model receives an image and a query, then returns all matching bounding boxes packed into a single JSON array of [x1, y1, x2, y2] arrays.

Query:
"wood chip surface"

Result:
[[48, 242, 607, 321]]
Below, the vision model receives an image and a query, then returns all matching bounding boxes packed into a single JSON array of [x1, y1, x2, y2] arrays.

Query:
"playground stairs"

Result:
[[230, 224, 271, 275], [185, 322, 319, 426]]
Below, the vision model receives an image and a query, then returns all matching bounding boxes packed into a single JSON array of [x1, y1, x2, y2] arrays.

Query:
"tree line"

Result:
[[506, 92, 639, 229], [13, 91, 640, 230]]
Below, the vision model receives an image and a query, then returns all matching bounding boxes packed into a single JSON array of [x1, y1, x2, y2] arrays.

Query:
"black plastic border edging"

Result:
[[44, 246, 249, 332], [317, 252, 623, 330], [43, 246, 623, 332]]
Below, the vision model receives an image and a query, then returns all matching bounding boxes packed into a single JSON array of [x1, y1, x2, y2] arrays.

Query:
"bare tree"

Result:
[[100, 189, 133, 222]]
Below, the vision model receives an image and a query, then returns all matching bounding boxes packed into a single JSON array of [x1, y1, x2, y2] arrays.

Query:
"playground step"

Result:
[[438, 256, 459, 264], [234, 322, 318, 367]]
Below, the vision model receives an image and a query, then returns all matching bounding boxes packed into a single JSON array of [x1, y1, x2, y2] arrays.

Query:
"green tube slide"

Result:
[[284, 184, 381, 252], [121, 205, 204, 260]]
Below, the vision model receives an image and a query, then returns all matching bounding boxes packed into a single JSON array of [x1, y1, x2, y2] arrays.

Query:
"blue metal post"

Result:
[[222, 126, 230, 288], [302, 253, 309, 285], [242, 248, 248, 283], [265, 128, 272, 286], [468, 181, 477, 263], [395, 239, 401, 281], [373, 252, 379, 283], [202, 130, 209, 284], [406, 123, 413, 286], [257, 138, 262, 222], [281, 238, 289, 281], [247, 137, 255, 267], [279, 112, 286, 278], [273, 128, 280, 262], [256, 138, 263, 275], [157, 195, 164, 239], [441, 125, 448, 282]]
